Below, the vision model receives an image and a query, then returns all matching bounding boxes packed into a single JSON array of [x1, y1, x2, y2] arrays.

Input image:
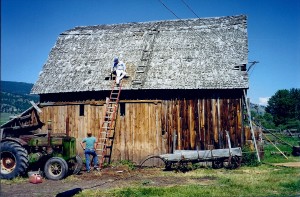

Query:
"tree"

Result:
[[265, 88, 300, 129]]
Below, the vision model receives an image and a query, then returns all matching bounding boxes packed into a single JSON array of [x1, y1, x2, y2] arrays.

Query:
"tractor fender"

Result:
[[1, 137, 28, 146]]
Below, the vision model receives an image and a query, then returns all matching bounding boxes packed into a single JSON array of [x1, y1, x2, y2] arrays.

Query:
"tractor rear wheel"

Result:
[[0, 141, 29, 179], [44, 157, 68, 180]]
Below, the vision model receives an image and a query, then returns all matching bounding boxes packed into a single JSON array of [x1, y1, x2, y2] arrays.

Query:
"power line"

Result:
[[180, 0, 200, 18], [157, 0, 214, 50], [181, 0, 252, 69], [158, 0, 181, 19], [157, 0, 246, 66], [180, 0, 229, 47]]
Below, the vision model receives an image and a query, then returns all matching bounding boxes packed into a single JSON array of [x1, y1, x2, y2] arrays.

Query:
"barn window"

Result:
[[79, 104, 84, 116], [120, 103, 126, 116]]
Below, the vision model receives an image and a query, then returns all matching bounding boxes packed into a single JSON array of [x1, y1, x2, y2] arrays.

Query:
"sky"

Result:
[[1, 0, 300, 105]]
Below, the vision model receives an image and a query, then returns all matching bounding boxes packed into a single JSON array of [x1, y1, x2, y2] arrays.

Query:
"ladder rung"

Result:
[[99, 136, 113, 140], [103, 121, 113, 124], [136, 70, 144, 73], [132, 80, 142, 84], [102, 127, 113, 129]]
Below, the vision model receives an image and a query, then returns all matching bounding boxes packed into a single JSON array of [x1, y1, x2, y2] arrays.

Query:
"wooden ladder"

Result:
[[132, 26, 159, 89], [96, 81, 121, 169]]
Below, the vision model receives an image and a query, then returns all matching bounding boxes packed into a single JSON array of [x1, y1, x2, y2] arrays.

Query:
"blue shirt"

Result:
[[82, 136, 96, 149]]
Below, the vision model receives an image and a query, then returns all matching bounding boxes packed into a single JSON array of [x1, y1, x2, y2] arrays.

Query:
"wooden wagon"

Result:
[[153, 130, 243, 170], [159, 147, 242, 170]]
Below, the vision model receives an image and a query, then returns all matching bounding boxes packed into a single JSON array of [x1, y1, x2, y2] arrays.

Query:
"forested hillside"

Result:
[[1, 81, 39, 116]]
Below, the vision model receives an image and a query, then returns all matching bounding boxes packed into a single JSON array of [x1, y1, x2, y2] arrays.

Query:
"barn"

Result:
[[31, 15, 253, 165]]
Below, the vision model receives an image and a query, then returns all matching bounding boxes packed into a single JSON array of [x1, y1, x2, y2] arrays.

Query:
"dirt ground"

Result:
[[272, 162, 300, 168], [1, 162, 299, 197], [1, 166, 214, 197]]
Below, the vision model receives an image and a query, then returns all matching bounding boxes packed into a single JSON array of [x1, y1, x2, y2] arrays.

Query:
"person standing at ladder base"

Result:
[[80, 132, 99, 172], [112, 57, 127, 85]]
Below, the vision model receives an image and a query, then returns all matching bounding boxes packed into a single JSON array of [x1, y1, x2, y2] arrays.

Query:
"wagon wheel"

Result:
[[165, 161, 173, 171], [224, 156, 241, 169], [175, 159, 190, 172], [139, 155, 165, 169], [230, 156, 242, 169], [212, 158, 224, 169]]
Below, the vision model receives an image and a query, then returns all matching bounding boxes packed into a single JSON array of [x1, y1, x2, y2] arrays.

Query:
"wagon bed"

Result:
[[159, 147, 242, 169]]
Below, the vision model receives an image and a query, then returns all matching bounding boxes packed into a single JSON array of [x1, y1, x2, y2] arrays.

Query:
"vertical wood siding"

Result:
[[38, 97, 247, 164]]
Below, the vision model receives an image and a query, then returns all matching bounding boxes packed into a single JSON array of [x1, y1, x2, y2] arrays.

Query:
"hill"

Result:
[[250, 102, 266, 115], [1, 81, 39, 122], [1, 81, 36, 95]]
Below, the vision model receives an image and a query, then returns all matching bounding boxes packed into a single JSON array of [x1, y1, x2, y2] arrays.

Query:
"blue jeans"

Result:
[[84, 149, 98, 171]]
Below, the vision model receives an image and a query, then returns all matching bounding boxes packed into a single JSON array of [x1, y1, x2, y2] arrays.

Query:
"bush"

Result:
[[241, 145, 260, 166]]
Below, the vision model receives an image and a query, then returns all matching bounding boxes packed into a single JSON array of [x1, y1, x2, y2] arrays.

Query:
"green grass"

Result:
[[1, 176, 27, 184], [0, 112, 13, 125], [76, 165, 300, 197], [262, 133, 300, 163]]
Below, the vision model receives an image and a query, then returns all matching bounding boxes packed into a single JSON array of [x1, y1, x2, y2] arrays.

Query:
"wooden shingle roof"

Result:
[[31, 15, 248, 94]]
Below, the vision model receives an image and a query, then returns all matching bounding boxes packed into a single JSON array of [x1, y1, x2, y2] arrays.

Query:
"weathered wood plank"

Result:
[[212, 99, 218, 146], [38, 93, 247, 164]]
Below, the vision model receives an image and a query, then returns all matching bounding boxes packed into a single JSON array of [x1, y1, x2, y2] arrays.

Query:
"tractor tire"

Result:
[[0, 141, 29, 179], [44, 157, 68, 180], [68, 155, 83, 175]]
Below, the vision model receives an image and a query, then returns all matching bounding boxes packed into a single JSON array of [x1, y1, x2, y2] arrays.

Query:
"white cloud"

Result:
[[259, 97, 270, 106]]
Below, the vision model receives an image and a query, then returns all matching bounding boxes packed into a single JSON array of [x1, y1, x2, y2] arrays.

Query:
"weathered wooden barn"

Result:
[[31, 15, 252, 164]]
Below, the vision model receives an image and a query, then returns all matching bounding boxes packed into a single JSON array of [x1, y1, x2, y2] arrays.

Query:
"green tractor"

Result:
[[0, 104, 82, 180]]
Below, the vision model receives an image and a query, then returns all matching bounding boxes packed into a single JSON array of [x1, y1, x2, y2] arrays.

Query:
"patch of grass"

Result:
[[61, 175, 80, 183], [1, 176, 27, 184], [280, 179, 300, 193], [262, 133, 300, 163], [110, 160, 136, 170], [0, 112, 13, 124], [76, 165, 300, 197]]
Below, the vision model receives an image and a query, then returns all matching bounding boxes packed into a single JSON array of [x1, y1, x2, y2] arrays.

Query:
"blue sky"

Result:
[[1, 0, 300, 105]]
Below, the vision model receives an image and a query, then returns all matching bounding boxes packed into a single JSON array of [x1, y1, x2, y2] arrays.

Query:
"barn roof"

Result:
[[31, 15, 248, 94]]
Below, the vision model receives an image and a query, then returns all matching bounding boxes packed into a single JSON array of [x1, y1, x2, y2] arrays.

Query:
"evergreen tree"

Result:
[[265, 88, 300, 129]]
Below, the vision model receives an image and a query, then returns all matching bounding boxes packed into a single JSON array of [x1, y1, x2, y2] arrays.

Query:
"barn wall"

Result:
[[38, 97, 246, 164]]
